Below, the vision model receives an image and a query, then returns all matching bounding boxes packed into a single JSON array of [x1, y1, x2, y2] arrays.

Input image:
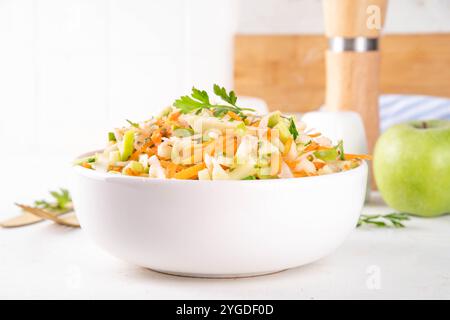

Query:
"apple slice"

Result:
[[119, 129, 135, 161]]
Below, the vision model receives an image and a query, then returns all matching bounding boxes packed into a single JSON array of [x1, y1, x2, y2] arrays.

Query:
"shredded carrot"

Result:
[[233, 137, 238, 155], [168, 163, 179, 178], [266, 128, 272, 141], [227, 111, 242, 121], [81, 162, 92, 169], [146, 146, 157, 157], [282, 138, 293, 157], [284, 159, 299, 170], [151, 129, 162, 145], [308, 132, 322, 138], [174, 162, 206, 180], [160, 160, 184, 173], [293, 170, 308, 178], [304, 142, 318, 152], [160, 161, 178, 178], [344, 153, 373, 160], [316, 145, 332, 151], [251, 120, 260, 127], [159, 160, 170, 169], [130, 140, 154, 161], [168, 111, 181, 121], [124, 168, 139, 176], [108, 165, 124, 172], [313, 161, 326, 170]]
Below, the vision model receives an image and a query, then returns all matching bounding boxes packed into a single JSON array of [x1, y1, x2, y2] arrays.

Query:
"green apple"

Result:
[[374, 120, 450, 217]]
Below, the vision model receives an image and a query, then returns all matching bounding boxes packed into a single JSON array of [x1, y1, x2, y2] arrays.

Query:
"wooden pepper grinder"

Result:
[[323, 0, 388, 154]]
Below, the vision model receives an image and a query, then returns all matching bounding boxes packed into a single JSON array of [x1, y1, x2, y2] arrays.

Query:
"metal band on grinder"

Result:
[[329, 37, 379, 52]]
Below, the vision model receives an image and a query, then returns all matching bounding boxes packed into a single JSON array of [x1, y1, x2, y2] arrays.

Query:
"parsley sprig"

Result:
[[357, 213, 410, 228], [174, 84, 255, 119], [34, 188, 73, 213]]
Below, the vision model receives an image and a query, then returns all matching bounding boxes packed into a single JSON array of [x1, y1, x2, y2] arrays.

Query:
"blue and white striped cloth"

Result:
[[380, 95, 450, 132]]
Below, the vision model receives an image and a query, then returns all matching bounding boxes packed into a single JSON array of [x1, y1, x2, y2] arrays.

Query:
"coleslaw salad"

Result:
[[75, 85, 371, 180]]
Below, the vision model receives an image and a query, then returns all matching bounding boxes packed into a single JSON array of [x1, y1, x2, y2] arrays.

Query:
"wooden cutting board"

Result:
[[234, 33, 450, 113]]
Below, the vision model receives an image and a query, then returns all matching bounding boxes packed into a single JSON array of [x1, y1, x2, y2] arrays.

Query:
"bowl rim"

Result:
[[73, 150, 367, 185]]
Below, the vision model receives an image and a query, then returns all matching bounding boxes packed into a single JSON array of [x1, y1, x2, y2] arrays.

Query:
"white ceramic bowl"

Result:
[[71, 155, 367, 278]]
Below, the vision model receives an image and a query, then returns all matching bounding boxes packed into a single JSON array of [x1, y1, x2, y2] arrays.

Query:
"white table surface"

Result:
[[1, 154, 450, 300]]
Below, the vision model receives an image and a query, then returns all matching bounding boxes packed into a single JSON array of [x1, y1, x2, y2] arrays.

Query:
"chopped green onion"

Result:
[[126, 119, 139, 128], [73, 155, 96, 165], [267, 112, 281, 128], [314, 148, 338, 161], [235, 122, 247, 136], [108, 132, 116, 142], [336, 140, 345, 160], [173, 127, 194, 138], [120, 129, 135, 161]]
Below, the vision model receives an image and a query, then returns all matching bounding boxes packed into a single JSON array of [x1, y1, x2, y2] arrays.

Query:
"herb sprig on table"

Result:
[[174, 84, 255, 119], [34, 188, 73, 213], [357, 213, 410, 228]]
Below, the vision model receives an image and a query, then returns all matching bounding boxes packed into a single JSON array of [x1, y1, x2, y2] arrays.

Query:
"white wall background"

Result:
[[239, 0, 450, 34], [1, 0, 449, 160], [0, 0, 238, 157]]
